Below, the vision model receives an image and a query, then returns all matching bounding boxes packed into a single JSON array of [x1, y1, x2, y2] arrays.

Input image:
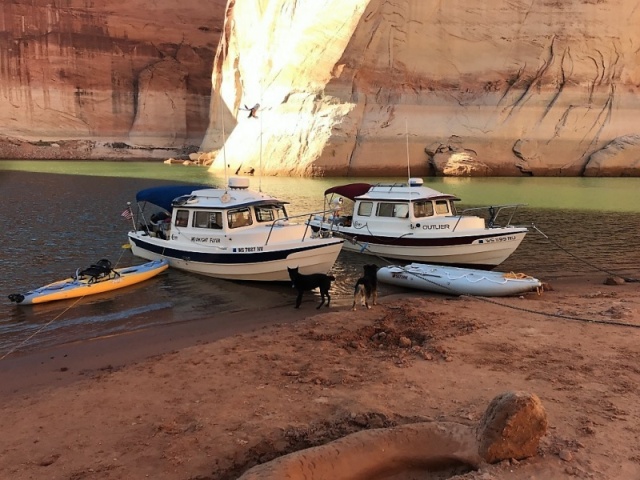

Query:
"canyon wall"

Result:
[[0, 0, 225, 160], [2, 0, 639, 176], [204, 0, 640, 177]]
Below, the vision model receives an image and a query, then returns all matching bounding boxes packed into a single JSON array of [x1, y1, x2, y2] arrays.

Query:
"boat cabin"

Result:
[[323, 178, 477, 231], [170, 201, 288, 232], [137, 178, 290, 241]]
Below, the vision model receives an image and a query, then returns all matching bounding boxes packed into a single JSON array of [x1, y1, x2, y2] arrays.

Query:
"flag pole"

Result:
[[127, 202, 136, 231]]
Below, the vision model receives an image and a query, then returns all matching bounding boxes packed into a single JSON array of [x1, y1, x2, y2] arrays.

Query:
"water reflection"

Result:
[[1, 160, 639, 212]]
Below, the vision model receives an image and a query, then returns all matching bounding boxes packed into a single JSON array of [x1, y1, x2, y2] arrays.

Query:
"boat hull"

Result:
[[128, 233, 343, 281], [377, 263, 542, 297], [11, 260, 169, 305], [336, 229, 527, 268]]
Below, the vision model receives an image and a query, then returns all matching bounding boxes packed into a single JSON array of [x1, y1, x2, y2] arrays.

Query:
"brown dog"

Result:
[[352, 264, 379, 310]]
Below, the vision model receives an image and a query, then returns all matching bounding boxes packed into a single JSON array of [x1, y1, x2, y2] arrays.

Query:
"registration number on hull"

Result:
[[234, 247, 264, 253], [479, 235, 517, 244]]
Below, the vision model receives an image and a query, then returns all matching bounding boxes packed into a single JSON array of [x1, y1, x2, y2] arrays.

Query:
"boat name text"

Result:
[[191, 237, 222, 244], [420, 224, 449, 230]]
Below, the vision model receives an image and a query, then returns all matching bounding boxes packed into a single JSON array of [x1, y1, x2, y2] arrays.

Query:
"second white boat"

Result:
[[308, 178, 528, 268]]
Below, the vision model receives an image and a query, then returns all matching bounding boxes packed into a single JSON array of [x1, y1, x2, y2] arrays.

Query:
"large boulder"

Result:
[[476, 391, 548, 463], [426, 140, 492, 177]]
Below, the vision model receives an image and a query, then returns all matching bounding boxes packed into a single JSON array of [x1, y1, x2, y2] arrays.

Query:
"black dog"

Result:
[[287, 266, 335, 309], [352, 264, 379, 310]]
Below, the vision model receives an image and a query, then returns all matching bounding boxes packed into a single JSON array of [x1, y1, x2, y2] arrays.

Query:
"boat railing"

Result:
[[264, 210, 332, 245], [457, 204, 526, 230]]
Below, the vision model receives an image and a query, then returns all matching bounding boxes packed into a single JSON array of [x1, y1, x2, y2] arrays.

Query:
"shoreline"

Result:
[[0, 301, 307, 398]]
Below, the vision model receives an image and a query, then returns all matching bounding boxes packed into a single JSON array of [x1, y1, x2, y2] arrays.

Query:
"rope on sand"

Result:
[[503, 272, 533, 279], [464, 295, 640, 329]]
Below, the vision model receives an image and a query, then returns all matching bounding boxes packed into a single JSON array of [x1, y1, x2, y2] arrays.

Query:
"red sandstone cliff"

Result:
[[0, 0, 225, 160]]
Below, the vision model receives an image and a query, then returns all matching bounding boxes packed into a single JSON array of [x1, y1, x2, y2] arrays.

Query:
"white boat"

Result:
[[377, 263, 542, 297], [307, 178, 528, 268], [126, 177, 344, 282]]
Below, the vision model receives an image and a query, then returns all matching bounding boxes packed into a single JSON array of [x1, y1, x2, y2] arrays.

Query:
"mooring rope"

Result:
[[0, 295, 86, 360], [466, 294, 640, 329], [113, 243, 131, 268], [532, 224, 639, 283]]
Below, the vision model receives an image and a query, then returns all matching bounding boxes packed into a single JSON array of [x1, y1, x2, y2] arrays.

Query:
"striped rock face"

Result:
[[0, 0, 226, 160]]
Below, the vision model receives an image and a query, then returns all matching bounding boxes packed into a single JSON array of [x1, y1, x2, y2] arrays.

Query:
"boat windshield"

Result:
[[193, 211, 223, 229], [435, 200, 450, 215], [228, 208, 253, 228], [413, 201, 434, 218]]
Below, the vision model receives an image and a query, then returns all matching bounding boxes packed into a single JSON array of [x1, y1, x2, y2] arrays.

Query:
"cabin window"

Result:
[[255, 207, 275, 223], [175, 210, 189, 227], [228, 208, 253, 228], [377, 202, 409, 218], [193, 211, 222, 229], [434, 200, 450, 215], [413, 201, 434, 218], [358, 202, 373, 216], [255, 205, 287, 223]]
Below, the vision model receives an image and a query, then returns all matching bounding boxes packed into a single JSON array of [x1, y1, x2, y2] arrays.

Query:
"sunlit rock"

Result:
[[426, 141, 492, 177], [204, 0, 640, 177], [583, 135, 640, 177]]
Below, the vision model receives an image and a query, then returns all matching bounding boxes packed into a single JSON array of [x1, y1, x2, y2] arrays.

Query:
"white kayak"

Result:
[[377, 263, 542, 297]]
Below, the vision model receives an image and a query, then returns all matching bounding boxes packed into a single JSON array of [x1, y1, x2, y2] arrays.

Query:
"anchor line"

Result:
[[468, 295, 640, 329], [532, 224, 639, 283], [0, 295, 86, 360], [113, 243, 130, 268]]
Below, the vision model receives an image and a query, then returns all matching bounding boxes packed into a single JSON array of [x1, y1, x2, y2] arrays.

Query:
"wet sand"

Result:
[[0, 300, 305, 397]]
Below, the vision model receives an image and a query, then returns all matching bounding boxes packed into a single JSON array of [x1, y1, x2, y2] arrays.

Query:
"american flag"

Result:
[[121, 207, 133, 220]]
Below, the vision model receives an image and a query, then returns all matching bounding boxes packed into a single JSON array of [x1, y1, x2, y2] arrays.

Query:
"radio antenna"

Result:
[[221, 99, 228, 191], [405, 118, 411, 182], [259, 84, 263, 192]]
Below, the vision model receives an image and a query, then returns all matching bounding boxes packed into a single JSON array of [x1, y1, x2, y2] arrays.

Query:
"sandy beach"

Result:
[[1, 274, 639, 480]]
